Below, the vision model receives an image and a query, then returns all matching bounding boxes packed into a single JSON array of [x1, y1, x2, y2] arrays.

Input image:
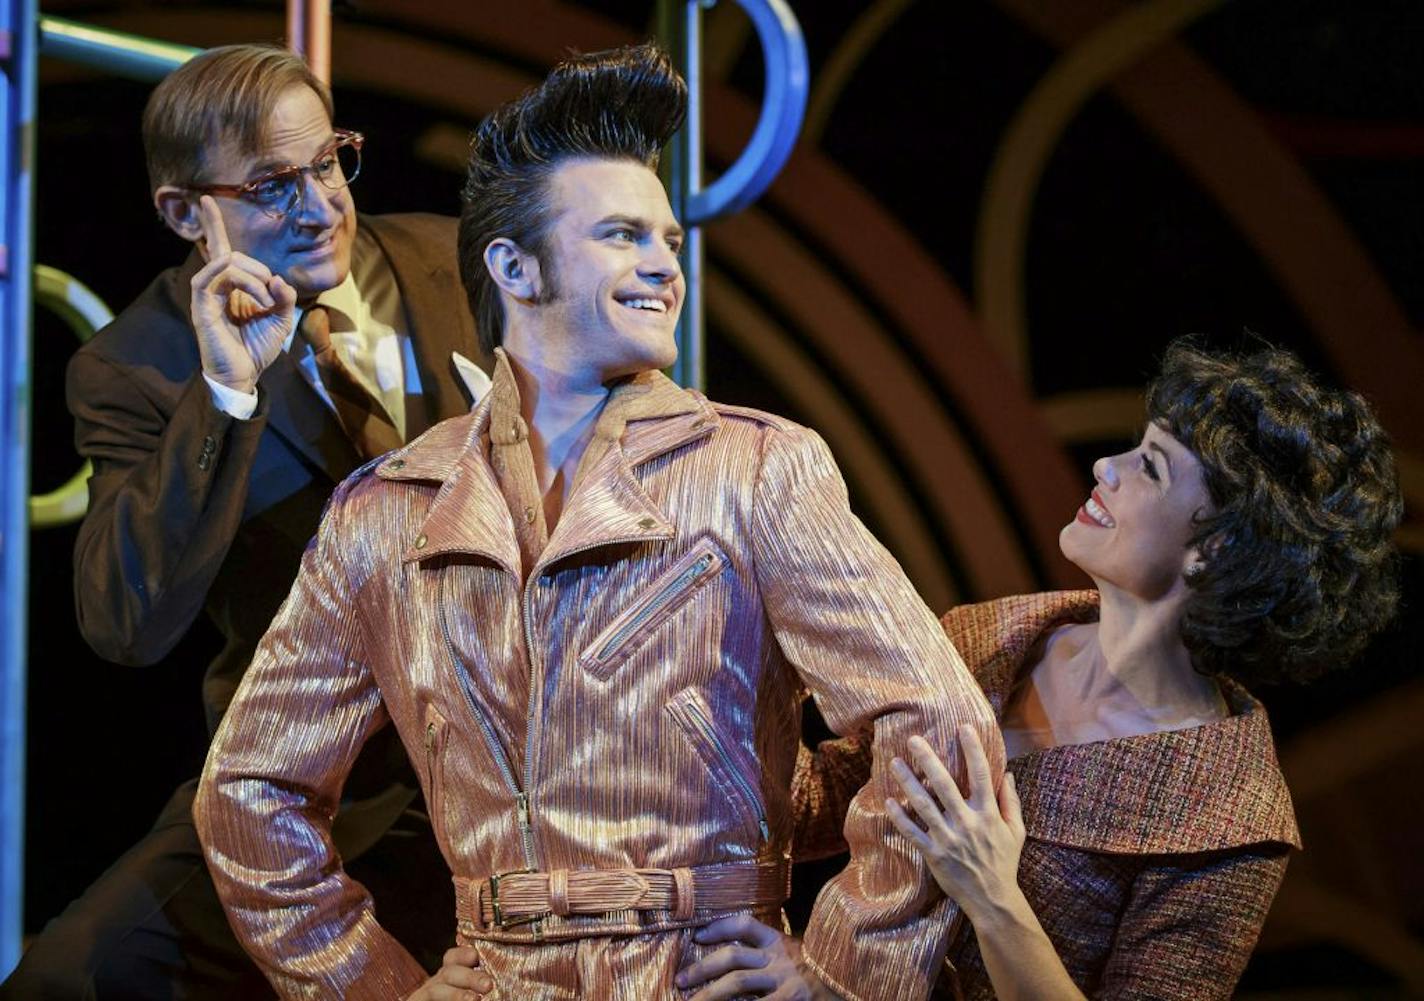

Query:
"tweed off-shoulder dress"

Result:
[[793, 591, 1301, 1000]]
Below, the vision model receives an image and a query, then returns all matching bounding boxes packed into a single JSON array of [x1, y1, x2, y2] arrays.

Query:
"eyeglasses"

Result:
[[185, 129, 364, 218]]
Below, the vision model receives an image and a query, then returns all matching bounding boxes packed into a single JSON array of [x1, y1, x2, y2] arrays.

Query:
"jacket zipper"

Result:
[[438, 570, 537, 873], [433, 528, 704, 892], [424, 720, 445, 845], [513, 529, 692, 871], [593, 552, 716, 663], [519, 581, 540, 869], [680, 697, 770, 843]]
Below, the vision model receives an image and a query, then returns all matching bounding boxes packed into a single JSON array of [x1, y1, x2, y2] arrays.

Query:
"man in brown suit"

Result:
[[1, 44, 482, 1000]]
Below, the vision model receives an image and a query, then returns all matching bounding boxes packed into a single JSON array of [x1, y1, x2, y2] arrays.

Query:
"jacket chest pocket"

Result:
[[578, 541, 725, 681], [422, 703, 451, 847], [664, 688, 769, 850]]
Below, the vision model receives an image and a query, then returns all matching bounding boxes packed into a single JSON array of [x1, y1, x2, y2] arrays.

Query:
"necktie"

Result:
[[297, 305, 403, 460]]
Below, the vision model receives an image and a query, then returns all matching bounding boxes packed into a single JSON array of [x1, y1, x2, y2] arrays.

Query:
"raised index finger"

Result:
[[198, 195, 231, 258]]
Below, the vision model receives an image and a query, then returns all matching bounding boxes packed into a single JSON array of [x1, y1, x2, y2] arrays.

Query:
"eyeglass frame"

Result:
[[183, 128, 365, 217]]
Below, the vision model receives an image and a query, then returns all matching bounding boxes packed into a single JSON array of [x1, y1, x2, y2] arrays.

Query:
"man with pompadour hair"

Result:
[[196, 42, 1001, 1001], [2, 42, 485, 1000]]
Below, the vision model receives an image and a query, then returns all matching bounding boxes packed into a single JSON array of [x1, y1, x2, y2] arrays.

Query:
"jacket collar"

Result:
[[378, 348, 717, 575], [950, 591, 1301, 854]]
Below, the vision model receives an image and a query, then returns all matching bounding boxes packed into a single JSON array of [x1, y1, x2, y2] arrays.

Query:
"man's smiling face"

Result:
[[530, 157, 686, 382]]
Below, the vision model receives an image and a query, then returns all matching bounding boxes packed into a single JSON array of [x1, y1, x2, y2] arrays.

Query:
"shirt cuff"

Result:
[[203, 372, 260, 420]]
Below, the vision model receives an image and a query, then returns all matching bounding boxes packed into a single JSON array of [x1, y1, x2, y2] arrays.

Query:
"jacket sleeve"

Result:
[[68, 347, 268, 665], [750, 424, 1004, 1001], [193, 479, 428, 1000], [1097, 848, 1290, 1000]]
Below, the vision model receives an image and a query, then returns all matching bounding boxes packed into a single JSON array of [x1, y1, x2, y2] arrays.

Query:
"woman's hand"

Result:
[[405, 946, 494, 1001], [886, 725, 1027, 924], [675, 913, 819, 1000]]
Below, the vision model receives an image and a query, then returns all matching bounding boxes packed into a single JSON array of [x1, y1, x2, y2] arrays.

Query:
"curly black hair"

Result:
[[458, 43, 687, 354], [1145, 339, 1403, 686]]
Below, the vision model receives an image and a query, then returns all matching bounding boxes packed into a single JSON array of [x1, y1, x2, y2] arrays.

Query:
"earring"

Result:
[[1184, 562, 1206, 581]]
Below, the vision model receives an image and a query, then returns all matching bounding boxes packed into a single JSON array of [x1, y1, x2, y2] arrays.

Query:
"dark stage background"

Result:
[[23, 1, 1424, 994]]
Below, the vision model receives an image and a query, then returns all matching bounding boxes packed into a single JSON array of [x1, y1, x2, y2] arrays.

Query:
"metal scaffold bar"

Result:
[[287, 0, 331, 83], [37, 16, 196, 82], [1, 0, 37, 978], [660, 0, 808, 390]]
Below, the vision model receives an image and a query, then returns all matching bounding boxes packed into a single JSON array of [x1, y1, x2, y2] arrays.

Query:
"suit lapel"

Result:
[[258, 348, 362, 478], [361, 214, 481, 433], [381, 362, 718, 578], [536, 440, 676, 574]]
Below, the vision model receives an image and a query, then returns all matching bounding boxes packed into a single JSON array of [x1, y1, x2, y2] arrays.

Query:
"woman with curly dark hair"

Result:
[[677, 339, 1402, 1001]]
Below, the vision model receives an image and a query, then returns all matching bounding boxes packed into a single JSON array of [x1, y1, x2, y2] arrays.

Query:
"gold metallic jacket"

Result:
[[195, 356, 1002, 1000]]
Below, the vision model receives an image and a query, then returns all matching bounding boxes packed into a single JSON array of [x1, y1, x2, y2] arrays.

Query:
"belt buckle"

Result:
[[489, 869, 540, 928]]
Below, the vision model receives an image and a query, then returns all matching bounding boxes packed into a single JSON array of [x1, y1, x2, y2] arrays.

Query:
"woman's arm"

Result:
[[1097, 849, 1289, 999], [888, 727, 1086, 1001], [789, 730, 873, 863]]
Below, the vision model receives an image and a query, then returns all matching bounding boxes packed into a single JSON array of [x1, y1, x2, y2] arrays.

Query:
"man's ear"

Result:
[[154, 186, 204, 245], [484, 238, 541, 302]]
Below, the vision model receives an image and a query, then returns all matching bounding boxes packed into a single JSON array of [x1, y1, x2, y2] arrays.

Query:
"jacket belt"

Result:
[[455, 860, 790, 931]]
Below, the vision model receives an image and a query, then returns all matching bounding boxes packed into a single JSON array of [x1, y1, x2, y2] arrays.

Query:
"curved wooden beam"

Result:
[[994, 0, 1424, 458], [706, 266, 959, 607], [707, 207, 1039, 598], [803, 0, 917, 145], [975, 0, 1226, 378]]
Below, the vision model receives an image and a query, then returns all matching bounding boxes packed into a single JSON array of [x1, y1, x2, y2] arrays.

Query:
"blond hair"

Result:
[[142, 44, 332, 191]]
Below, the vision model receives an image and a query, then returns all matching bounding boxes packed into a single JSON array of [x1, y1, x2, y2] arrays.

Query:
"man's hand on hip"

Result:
[[406, 946, 495, 1001]]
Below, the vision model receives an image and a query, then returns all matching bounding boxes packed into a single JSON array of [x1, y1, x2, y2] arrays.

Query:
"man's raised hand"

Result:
[[190, 195, 297, 394]]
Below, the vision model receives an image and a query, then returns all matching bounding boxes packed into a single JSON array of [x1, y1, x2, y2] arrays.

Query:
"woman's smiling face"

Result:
[[1059, 422, 1215, 600]]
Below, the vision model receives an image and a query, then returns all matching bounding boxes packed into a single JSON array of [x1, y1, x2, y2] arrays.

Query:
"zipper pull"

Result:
[[425, 722, 436, 751], [516, 792, 531, 830]]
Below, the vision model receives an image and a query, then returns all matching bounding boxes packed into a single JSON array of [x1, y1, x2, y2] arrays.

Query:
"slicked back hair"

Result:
[[458, 43, 687, 354], [1147, 338, 1402, 686], [143, 44, 333, 193]]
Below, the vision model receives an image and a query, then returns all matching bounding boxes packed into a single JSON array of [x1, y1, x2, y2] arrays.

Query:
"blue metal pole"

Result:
[[685, 0, 808, 226], [0, 15, 187, 975], [662, 0, 808, 390], [677, 0, 706, 391], [0, 0, 37, 977]]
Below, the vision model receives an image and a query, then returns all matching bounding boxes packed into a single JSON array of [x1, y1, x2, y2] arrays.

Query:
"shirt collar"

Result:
[[287, 272, 365, 353], [310, 271, 363, 332]]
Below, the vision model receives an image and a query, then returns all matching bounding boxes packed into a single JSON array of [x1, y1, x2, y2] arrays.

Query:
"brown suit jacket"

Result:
[[66, 213, 481, 850]]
